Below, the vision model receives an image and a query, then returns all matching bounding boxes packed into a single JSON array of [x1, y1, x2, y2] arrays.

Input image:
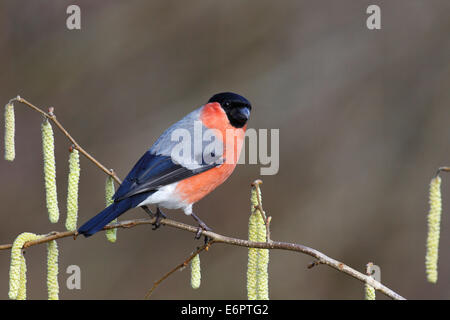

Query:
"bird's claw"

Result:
[[191, 212, 211, 243], [152, 220, 161, 230], [194, 222, 212, 244], [151, 207, 167, 230]]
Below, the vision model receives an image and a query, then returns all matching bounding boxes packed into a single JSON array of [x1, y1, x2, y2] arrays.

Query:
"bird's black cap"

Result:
[[208, 92, 252, 110], [208, 92, 252, 128]]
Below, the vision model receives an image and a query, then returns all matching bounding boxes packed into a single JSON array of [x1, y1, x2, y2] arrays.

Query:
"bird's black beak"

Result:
[[235, 107, 250, 122], [226, 106, 251, 128]]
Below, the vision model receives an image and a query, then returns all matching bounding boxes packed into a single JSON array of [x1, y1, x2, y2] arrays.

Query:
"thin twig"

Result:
[[251, 179, 272, 243], [145, 241, 213, 299], [11, 96, 121, 184], [265, 216, 272, 243], [436, 167, 450, 178]]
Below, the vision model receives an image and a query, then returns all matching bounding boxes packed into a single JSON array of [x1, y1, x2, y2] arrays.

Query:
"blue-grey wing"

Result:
[[113, 108, 223, 201]]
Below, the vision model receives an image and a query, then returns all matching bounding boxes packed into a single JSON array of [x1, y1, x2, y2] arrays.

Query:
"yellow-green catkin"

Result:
[[47, 240, 59, 300], [16, 256, 27, 300], [190, 253, 201, 289], [42, 119, 59, 223], [105, 176, 117, 243], [426, 176, 442, 283], [65, 149, 80, 231], [365, 283, 376, 300], [4, 103, 15, 161], [247, 211, 259, 300], [9, 232, 42, 300], [365, 263, 376, 300], [247, 183, 269, 300]]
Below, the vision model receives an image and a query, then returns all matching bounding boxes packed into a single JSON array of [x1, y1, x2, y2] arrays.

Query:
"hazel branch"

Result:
[[0, 216, 406, 300]]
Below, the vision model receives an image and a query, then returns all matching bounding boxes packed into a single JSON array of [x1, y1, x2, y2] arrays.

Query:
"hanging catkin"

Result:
[[42, 119, 59, 223], [4, 103, 15, 161], [190, 253, 201, 289], [9, 232, 42, 299], [105, 176, 117, 242], [247, 182, 269, 300], [65, 149, 80, 231], [247, 211, 259, 300], [47, 240, 59, 300], [16, 255, 27, 300], [426, 176, 442, 283], [365, 263, 376, 300]]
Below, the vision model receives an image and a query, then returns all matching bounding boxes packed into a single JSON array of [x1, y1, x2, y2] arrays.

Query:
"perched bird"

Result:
[[78, 92, 251, 238]]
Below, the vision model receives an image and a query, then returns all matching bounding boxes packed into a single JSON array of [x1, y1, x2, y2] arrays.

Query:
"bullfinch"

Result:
[[78, 92, 251, 238]]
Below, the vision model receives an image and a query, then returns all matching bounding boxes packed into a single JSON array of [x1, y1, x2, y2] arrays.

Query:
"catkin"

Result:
[[365, 263, 376, 300], [190, 253, 201, 289], [247, 183, 269, 300], [65, 149, 80, 231], [247, 212, 260, 300], [9, 232, 42, 299], [47, 240, 59, 300], [105, 176, 117, 242], [256, 216, 269, 298], [365, 283, 376, 300], [16, 256, 27, 300], [426, 176, 442, 283], [4, 103, 15, 161], [42, 119, 59, 223]]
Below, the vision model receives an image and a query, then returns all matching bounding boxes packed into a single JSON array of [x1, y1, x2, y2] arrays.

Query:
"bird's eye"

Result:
[[210, 152, 215, 158], [224, 101, 230, 108]]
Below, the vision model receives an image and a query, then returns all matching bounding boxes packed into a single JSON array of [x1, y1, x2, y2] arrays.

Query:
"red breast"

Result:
[[175, 102, 246, 204]]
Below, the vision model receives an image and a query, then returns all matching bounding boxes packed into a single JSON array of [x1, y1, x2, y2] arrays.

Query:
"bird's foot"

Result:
[[191, 213, 212, 243], [152, 207, 167, 230]]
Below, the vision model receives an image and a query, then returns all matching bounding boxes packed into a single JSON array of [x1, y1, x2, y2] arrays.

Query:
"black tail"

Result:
[[78, 193, 151, 237]]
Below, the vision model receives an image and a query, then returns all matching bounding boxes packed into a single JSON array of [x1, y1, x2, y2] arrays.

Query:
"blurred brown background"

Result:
[[1, 0, 450, 300]]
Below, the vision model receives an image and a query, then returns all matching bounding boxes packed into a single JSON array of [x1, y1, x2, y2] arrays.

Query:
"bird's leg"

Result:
[[140, 205, 166, 230], [141, 205, 153, 217], [191, 212, 212, 242], [152, 206, 167, 230]]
